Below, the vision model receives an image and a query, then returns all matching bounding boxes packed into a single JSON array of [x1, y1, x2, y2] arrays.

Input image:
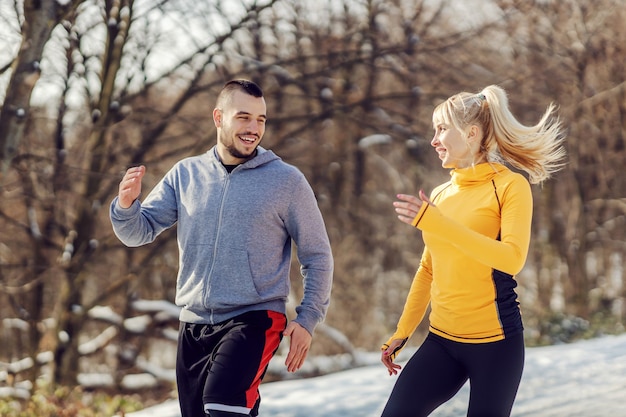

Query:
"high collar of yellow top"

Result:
[[449, 162, 508, 187]]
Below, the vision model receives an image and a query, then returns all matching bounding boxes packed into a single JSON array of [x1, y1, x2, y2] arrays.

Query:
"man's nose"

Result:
[[247, 119, 261, 134]]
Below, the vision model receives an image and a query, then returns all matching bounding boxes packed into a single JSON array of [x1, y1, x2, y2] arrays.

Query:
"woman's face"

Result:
[[431, 119, 474, 169]]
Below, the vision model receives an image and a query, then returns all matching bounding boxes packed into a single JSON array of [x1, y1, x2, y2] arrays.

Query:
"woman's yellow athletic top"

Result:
[[385, 162, 532, 350]]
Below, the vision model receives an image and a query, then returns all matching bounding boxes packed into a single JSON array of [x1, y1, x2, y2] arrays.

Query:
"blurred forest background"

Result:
[[1, 0, 625, 413]]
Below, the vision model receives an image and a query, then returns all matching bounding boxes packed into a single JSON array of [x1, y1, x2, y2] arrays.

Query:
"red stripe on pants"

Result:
[[245, 311, 286, 408]]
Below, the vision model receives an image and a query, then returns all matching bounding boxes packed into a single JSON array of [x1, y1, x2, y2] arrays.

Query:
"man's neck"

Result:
[[222, 163, 238, 173]]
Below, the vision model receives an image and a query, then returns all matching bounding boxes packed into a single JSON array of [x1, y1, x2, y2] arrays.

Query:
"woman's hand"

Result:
[[381, 339, 405, 376], [393, 190, 433, 225]]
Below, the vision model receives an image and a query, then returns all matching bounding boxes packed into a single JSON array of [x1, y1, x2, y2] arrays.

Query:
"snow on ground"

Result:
[[126, 333, 626, 417]]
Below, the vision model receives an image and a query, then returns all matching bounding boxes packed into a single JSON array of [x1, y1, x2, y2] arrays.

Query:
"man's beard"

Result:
[[226, 142, 257, 160]]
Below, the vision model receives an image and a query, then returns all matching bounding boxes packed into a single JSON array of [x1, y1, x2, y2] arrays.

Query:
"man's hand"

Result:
[[118, 165, 145, 209], [283, 321, 312, 373]]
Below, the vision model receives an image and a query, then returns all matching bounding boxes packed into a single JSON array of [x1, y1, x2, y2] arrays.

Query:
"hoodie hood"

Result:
[[211, 146, 281, 170]]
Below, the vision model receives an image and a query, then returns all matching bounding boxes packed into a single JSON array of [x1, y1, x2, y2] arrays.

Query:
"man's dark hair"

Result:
[[223, 79, 263, 98], [216, 79, 264, 109]]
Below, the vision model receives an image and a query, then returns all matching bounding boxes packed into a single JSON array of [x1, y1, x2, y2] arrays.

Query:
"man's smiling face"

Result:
[[214, 90, 267, 165]]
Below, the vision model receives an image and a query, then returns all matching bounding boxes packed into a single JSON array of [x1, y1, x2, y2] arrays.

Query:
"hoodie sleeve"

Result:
[[110, 170, 179, 247], [284, 174, 334, 335]]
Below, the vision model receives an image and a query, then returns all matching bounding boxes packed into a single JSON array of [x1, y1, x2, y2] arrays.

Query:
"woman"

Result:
[[380, 85, 566, 417]]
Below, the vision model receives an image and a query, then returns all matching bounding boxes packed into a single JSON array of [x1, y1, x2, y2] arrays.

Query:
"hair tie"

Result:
[[477, 93, 486, 101]]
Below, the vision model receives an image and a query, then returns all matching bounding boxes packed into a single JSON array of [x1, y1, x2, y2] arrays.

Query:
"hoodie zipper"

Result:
[[203, 168, 231, 322]]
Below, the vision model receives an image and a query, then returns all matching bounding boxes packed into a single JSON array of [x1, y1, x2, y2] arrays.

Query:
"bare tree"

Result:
[[0, 1, 80, 171]]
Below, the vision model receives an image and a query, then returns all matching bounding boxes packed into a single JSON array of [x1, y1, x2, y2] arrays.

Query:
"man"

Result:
[[110, 80, 334, 417]]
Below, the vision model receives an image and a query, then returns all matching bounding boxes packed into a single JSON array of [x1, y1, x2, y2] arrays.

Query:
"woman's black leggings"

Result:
[[381, 332, 524, 417]]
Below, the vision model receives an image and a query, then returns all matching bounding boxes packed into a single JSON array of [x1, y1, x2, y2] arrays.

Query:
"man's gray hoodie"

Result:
[[110, 146, 333, 335]]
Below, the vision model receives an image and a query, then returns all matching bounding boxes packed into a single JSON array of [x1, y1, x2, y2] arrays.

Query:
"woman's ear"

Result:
[[467, 125, 481, 143]]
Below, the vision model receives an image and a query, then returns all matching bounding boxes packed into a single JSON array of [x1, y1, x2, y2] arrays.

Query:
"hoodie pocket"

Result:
[[206, 247, 260, 309]]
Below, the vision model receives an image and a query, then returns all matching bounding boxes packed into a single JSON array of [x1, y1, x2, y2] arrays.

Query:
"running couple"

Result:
[[111, 80, 565, 417]]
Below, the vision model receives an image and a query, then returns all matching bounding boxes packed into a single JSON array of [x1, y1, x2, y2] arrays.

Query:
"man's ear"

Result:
[[213, 108, 222, 128]]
